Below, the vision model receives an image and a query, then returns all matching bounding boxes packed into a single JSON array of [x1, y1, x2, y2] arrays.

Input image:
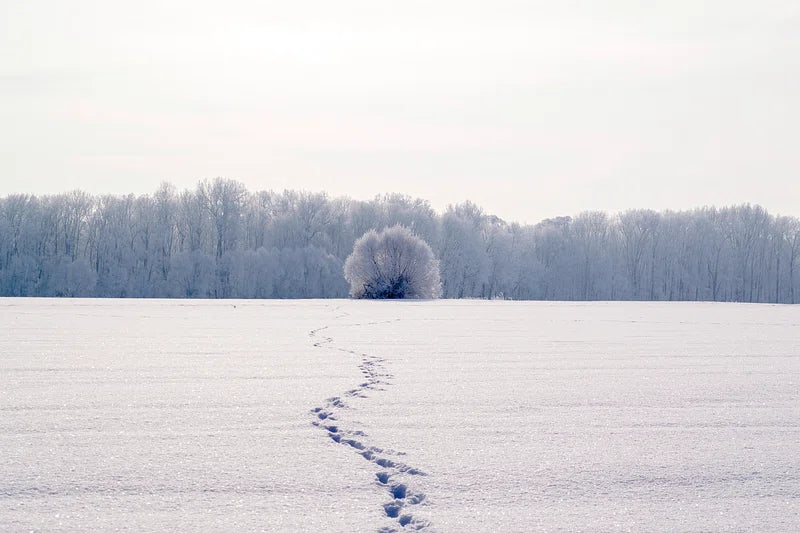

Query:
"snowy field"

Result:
[[1, 299, 799, 532]]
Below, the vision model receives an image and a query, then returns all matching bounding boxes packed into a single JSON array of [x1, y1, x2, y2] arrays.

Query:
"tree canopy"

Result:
[[344, 225, 440, 299], [1, 179, 799, 303]]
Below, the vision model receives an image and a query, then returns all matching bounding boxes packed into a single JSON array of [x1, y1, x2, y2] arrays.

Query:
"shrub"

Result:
[[344, 225, 441, 299]]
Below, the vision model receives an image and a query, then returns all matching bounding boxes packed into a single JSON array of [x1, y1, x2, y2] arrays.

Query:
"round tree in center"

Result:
[[344, 225, 441, 299]]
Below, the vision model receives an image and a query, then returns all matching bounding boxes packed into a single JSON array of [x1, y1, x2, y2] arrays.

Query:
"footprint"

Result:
[[384, 502, 403, 518], [327, 397, 346, 408], [407, 493, 426, 505], [343, 439, 365, 450], [390, 484, 407, 499], [398, 515, 430, 530]]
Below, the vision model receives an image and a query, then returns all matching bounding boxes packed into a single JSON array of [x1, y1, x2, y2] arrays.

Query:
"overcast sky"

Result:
[[1, 1, 798, 223]]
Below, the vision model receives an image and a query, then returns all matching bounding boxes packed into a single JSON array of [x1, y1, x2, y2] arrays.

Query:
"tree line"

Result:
[[1, 178, 798, 302]]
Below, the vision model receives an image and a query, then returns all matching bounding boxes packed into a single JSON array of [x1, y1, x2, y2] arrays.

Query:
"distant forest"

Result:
[[1, 179, 798, 303]]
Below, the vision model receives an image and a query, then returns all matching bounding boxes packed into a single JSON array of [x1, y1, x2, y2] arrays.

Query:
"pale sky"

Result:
[[2, 1, 799, 223]]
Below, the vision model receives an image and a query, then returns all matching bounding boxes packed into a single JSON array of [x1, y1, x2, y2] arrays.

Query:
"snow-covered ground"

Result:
[[1, 299, 798, 532]]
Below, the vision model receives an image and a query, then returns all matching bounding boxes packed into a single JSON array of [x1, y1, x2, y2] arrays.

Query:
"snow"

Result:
[[1, 299, 799, 532]]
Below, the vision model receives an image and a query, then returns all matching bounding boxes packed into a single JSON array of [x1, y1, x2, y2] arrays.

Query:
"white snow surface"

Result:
[[1, 299, 799, 532]]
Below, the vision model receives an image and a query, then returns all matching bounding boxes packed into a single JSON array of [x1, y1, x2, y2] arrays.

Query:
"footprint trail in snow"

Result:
[[309, 309, 432, 532]]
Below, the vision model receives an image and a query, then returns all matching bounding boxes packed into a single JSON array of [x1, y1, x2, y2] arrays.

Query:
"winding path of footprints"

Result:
[[309, 309, 431, 532]]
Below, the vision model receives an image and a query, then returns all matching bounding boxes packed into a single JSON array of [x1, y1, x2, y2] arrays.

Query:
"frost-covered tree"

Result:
[[439, 202, 488, 298], [344, 225, 440, 299]]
